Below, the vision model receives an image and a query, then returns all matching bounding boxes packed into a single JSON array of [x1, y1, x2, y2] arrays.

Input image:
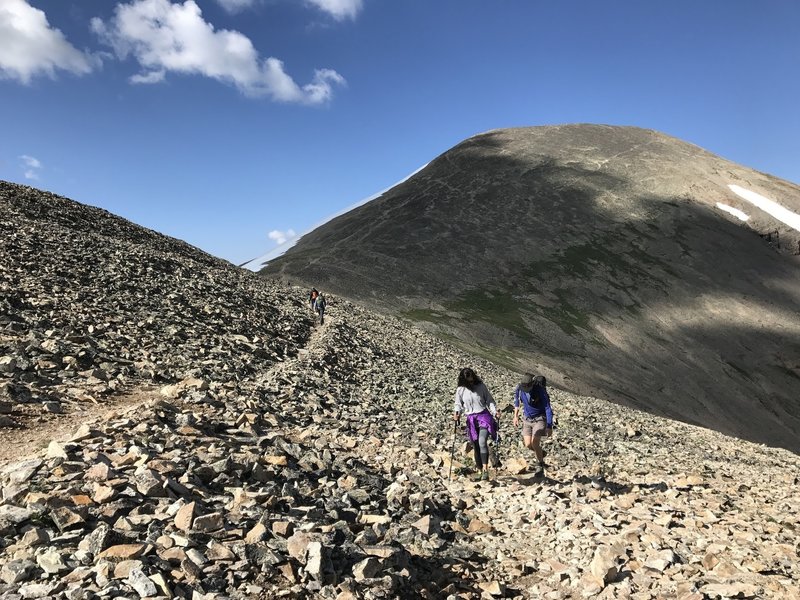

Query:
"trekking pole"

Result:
[[448, 419, 458, 481]]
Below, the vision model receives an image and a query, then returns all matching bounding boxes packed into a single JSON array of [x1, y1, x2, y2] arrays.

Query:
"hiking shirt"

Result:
[[455, 383, 498, 442], [514, 385, 553, 427], [454, 383, 497, 417]]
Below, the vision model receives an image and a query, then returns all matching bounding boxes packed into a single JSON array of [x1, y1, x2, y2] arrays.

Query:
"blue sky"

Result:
[[2, 0, 799, 264]]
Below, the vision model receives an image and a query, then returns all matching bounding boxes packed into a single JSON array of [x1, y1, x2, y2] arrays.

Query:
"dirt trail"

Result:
[[0, 388, 157, 466], [269, 315, 329, 377], [0, 314, 329, 467]]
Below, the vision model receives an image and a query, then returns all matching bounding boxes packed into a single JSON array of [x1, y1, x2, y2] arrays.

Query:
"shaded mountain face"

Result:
[[261, 125, 800, 453]]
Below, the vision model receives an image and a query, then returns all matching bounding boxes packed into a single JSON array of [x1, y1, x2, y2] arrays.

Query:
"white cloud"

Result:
[[215, 0, 257, 14], [20, 155, 41, 169], [306, 0, 363, 21], [130, 69, 165, 84], [19, 154, 43, 180], [0, 0, 97, 83], [268, 229, 296, 245], [92, 0, 345, 103]]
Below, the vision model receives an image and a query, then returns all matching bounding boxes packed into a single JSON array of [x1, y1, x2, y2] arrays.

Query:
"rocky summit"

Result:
[[258, 125, 800, 454], [1, 180, 800, 600]]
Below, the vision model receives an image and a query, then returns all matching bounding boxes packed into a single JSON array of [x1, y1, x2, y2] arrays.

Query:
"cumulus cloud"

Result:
[[0, 0, 96, 83], [268, 229, 296, 245], [306, 0, 363, 21], [215, 0, 257, 14], [129, 69, 165, 84], [91, 0, 345, 103], [19, 154, 43, 180]]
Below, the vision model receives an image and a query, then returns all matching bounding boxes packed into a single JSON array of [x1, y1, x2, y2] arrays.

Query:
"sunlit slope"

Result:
[[260, 125, 800, 452]]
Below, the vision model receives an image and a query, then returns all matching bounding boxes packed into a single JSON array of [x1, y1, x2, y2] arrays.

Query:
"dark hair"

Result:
[[532, 375, 547, 388], [457, 367, 482, 389]]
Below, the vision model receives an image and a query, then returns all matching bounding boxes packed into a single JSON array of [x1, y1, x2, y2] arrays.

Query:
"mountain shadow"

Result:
[[259, 125, 800, 453]]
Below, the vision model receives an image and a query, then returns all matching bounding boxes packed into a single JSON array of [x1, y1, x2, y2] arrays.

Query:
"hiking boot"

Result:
[[480, 471, 489, 481], [533, 462, 545, 478]]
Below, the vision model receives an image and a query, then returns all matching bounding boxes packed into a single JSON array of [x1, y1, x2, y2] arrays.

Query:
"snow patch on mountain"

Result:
[[728, 184, 800, 232], [715, 203, 750, 221]]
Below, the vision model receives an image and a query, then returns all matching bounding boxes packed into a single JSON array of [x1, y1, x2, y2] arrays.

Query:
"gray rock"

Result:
[[133, 468, 166, 497], [193, 512, 224, 532], [352, 557, 381, 581], [0, 505, 32, 527], [78, 522, 111, 555], [305, 542, 334, 582], [1, 559, 35, 584], [43, 401, 63, 414], [36, 549, 67, 574], [17, 582, 57, 599], [244, 544, 283, 568], [127, 568, 157, 597], [50, 507, 84, 532], [19, 527, 49, 547], [2, 459, 42, 484]]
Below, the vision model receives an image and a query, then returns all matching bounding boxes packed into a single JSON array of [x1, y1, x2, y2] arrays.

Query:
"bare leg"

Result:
[[523, 434, 543, 461], [530, 435, 545, 464]]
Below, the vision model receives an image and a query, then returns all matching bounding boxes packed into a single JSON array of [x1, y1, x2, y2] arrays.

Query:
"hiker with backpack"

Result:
[[512, 374, 553, 478], [316, 294, 327, 324], [309, 288, 319, 312], [453, 367, 499, 481]]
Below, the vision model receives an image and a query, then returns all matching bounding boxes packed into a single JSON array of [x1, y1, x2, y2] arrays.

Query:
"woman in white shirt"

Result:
[[453, 367, 498, 481]]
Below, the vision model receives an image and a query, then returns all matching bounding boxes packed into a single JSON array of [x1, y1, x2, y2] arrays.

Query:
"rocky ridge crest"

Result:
[[1, 181, 799, 599]]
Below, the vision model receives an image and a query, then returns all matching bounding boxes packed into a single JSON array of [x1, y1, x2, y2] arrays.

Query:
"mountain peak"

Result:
[[259, 124, 800, 453]]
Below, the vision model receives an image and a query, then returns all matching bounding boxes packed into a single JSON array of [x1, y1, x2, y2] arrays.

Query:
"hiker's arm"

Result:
[[487, 392, 500, 419], [484, 385, 498, 418], [543, 389, 553, 428], [453, 390, 462, 421]]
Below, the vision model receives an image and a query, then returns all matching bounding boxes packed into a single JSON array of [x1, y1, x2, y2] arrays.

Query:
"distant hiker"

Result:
[[513, 373, 553, 477], [316, 294, 327, 324], [309, 288, 319, 312], [453, 367, 498, 481]]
